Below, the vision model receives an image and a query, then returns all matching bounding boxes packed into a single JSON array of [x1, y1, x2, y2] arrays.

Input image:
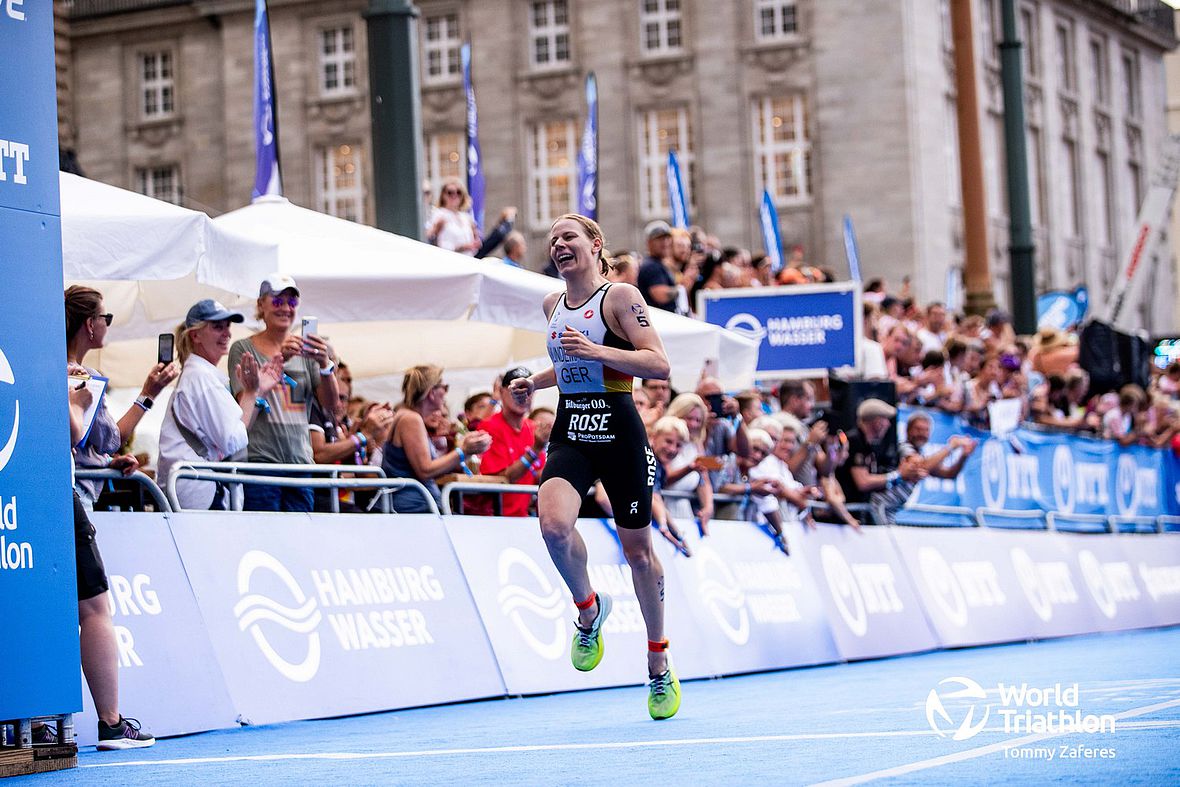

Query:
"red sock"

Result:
[[574, 592, 597, 611], [648, 639, 669, 652]]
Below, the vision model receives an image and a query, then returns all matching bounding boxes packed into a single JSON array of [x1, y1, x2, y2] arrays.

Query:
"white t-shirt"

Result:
[[426, 206, 479, 254], [663, 442, 701, 521], [157, 354, 249, 510], [747, 454, 803, 520]]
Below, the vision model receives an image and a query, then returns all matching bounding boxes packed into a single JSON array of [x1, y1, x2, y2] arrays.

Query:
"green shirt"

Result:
[[228, 338, 321, 465]]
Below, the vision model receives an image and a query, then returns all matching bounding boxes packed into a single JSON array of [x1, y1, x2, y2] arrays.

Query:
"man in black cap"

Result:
[[637, 220, 677, 312], [465, 367, 546, 516], [834, 398, 926, 521]]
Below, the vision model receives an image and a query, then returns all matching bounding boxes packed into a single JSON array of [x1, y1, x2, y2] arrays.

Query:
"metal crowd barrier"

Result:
[[74, 464, 1180, 537], [74, 468, 172, 512], [167, 461, 438, 515]]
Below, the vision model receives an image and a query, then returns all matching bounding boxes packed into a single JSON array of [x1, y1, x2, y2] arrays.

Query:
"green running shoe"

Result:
[[648, 665, 681, 720], [570, 592, 612, 672]]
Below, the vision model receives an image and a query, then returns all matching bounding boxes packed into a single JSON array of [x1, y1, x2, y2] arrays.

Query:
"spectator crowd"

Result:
[[71, 211, 1180, 553]]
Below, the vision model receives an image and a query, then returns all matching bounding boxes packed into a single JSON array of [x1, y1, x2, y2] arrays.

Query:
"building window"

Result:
[[1055, 19, 1076, 93], [529, 0, 571, 70], [135, 164, 180, 204], [1122, 49, 1141, 119], [752, 95, 811, 205], [755, 0, 797, 42], [422, 13, 461, 85], [139, 50, 175, 120], [1090, 37, 1109, 106], [314, 143, 365, 223], [640, 0, 683, 55], [1027, 125, 1047, 227], [1095, 148, 1115, 249], [319, 26, 357, 97], [637, 107, 695, 219], [1019, 5, 1038, 79], [424, 131, 465, 203], [526, 120, 577, 228], [1128, 130, 1144, 214], [1061, 136, 1082, 238]]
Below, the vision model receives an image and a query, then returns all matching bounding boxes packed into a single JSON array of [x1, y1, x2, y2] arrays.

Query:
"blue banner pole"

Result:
[[252, 0, 282, 200], [462, 41, 485, 231], [842, 214, 862, 283], [576, 73, 598, 220]]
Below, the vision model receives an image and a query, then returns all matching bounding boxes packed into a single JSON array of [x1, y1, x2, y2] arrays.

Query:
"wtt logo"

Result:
[[926, 676, 991, 741]]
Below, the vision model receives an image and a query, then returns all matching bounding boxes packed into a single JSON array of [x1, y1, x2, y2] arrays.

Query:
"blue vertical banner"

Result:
[[759, 189, 784, 273], [462, 42, 485, 230], [666, 149, 689, 229], [0, 1, 83, 718], [252, 0, 282, 200], [842, 214, 862, 283], [576, 73, 599, 220]]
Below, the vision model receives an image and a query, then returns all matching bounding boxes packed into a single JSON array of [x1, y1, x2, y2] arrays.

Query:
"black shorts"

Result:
[[541, 392, 655, 529], [73, 492, 109, 601]]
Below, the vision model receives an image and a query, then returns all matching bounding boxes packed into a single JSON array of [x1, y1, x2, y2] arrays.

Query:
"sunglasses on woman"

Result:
[[94, 313, 113, 326], [443, 189, 461, 196], [270, 295, 299, 308]]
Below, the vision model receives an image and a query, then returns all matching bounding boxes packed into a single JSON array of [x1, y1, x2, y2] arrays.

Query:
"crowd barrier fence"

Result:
[[69, 508, 1180, 747]]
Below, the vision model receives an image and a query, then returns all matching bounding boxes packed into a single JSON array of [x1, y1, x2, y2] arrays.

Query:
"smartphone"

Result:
[[301, 316, 318, 338], [707, 392, 726, 418], [157, 333, 174, 365], [696, 455, 725, 472]]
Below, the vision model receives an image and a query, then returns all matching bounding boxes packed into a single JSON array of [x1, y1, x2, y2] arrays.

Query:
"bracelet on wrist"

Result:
[[319, 361, 336, 376]]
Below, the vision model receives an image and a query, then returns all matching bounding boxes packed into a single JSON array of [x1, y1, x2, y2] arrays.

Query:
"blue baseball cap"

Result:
[[185, 299, 245, 327]]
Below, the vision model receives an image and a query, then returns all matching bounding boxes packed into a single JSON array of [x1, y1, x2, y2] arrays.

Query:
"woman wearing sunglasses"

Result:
[[228, 274, 340, 512], [65, 285, 179, 507], [425, 177, 481, 255]]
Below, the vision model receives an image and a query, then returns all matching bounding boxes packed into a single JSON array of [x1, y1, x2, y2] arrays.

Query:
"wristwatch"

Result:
[[134, 395, 154, 411]]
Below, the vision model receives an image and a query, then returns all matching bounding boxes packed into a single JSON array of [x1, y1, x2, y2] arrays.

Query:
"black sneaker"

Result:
[[96, 717, 155, 750], [31, 724, 57, 746]]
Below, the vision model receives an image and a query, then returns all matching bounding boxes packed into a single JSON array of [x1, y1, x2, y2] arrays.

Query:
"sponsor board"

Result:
[[890, 527, 1041, 646], [444, 516, 713, 694], [671, 519, 839, 672], [788, 522, 937, 659], [169, 513, 503, 725], [1000, 530, 1097, 638], [75, 514, 236, 746], [0, 0, 80, 718], [1063, 533, 1180, 629]]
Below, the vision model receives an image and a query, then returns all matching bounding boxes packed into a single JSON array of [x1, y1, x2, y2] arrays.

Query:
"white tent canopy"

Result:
[[208, 197, 758, 393], [61, 172, 279, 379]]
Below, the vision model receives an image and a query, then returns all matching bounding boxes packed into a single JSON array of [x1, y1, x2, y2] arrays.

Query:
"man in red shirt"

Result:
[[467, 367, 546, 516]]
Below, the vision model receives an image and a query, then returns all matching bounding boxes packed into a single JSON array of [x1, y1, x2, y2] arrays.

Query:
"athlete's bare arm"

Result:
[[560, 283, 670, 380]]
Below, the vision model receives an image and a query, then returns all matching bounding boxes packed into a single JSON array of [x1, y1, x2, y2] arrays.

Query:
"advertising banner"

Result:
[[670, 519, 839, 673], [697, 283, 860, 377], [169, 513, 504, 725], [74, 514, 237, 746], [0, 1, 82, 718], [901, 407, 1179, 519], [890, 527, 1041, 647], [1060, 534, 1163, 631], [1115, 534, 1180, 626], [998, 529, 1108, 638], [444, 516, 713, 695], [788, 523, 937, 660]]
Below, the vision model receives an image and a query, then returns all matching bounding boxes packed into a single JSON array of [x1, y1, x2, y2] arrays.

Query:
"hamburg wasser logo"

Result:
[[0, 346, 19, 474], [695, 546, 750, 645], [497, 548, 567, 660], [723, 313, 767, 344], [234, 550, 323, 682], [926, 676, 991, 741]]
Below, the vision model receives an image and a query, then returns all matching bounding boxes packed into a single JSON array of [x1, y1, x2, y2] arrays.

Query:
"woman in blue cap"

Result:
[[157, 299, 282, 510]]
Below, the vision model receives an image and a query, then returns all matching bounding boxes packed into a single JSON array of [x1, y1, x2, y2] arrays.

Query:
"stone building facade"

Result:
[[59, 0, 1178, 330]]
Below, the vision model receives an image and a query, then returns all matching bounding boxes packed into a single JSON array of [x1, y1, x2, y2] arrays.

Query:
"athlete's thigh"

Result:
[[599, 439, 655, 529]]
